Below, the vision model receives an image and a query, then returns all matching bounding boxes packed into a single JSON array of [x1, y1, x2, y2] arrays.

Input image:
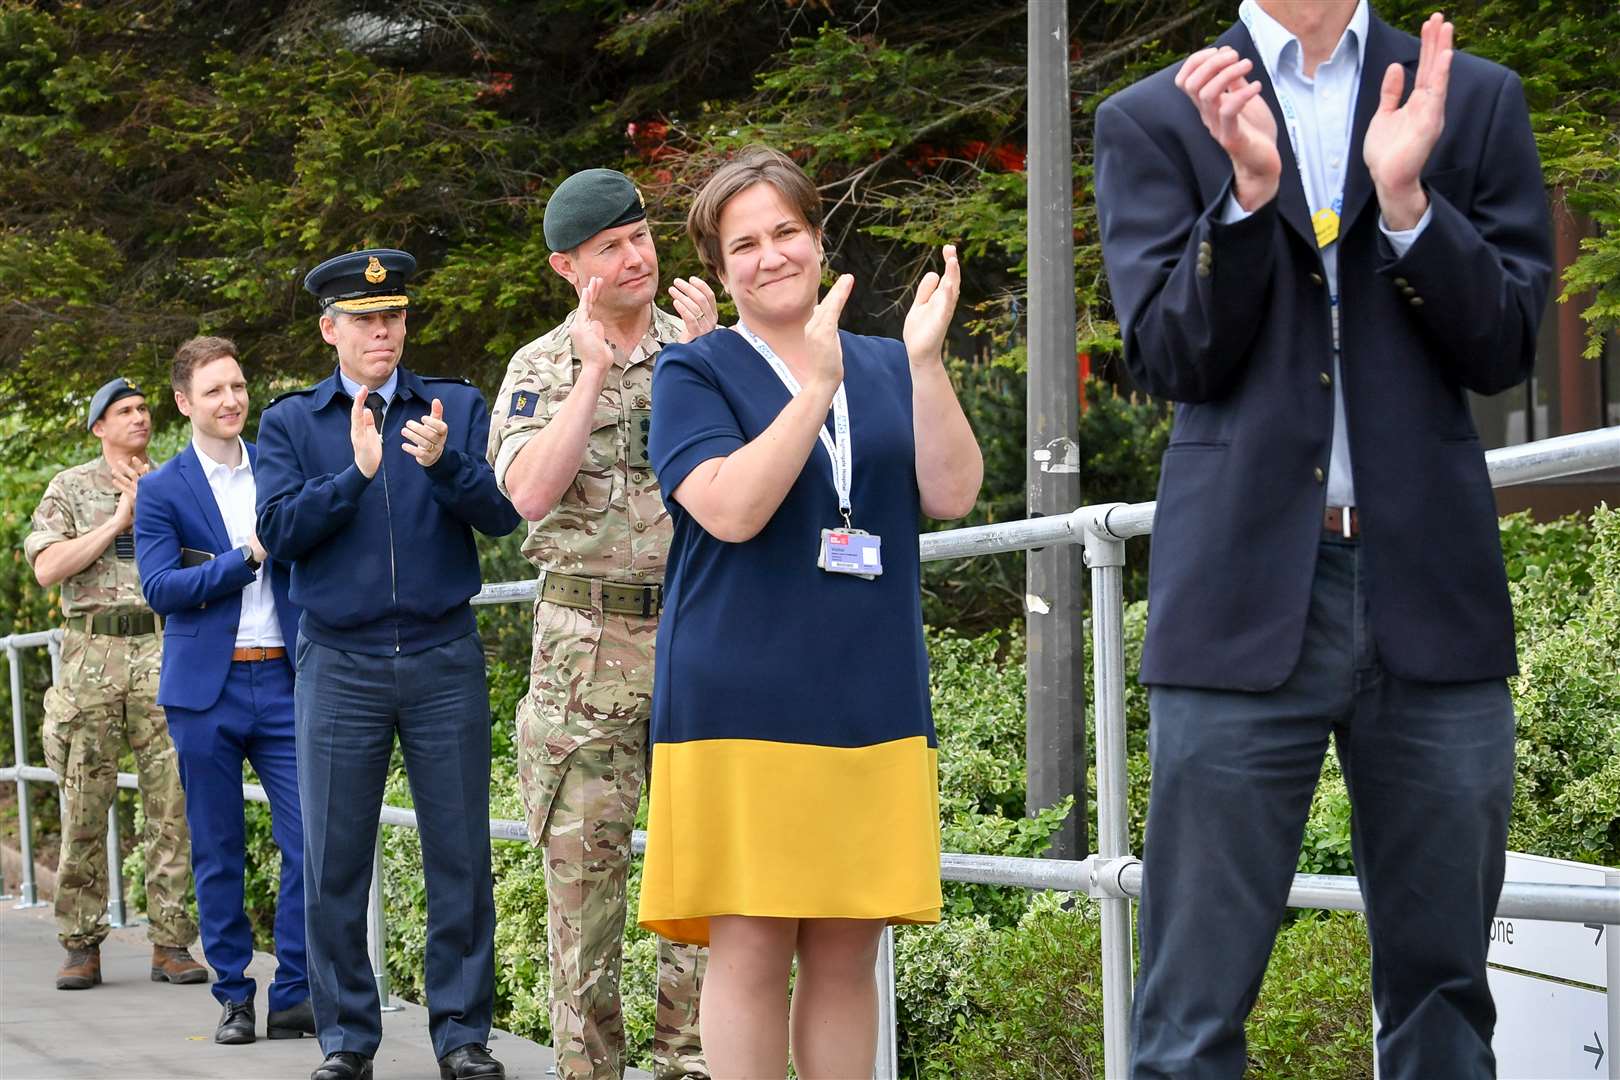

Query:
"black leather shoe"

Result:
[[438, 1043, 504, 1079], [214, 998, 256, 1044], [267, 997, 316, 1039], [311, 1051, 373, 1080]]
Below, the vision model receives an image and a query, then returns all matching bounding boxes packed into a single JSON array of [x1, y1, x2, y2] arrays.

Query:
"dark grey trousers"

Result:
[[1129, 537, 1516, 1079]]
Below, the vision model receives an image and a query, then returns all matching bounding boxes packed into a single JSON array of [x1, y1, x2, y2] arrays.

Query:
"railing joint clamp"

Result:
[[1089, 855, 1141, 899]]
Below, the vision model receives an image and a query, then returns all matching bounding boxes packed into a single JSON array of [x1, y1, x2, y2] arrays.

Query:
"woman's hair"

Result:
[[686, 145, 823, 278]]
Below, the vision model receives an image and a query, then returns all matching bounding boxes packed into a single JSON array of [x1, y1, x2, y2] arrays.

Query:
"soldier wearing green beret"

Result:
[[25, 379, 206, 993], [487, 169, 715, 1080]]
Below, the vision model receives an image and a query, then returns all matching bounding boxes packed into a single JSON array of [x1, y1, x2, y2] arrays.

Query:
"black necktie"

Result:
[[365, 393, 386, 431]]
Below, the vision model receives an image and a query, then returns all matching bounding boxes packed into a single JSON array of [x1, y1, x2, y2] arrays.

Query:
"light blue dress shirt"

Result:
[[1224, 0, 1432, 507], [338, 367, 400, 409]]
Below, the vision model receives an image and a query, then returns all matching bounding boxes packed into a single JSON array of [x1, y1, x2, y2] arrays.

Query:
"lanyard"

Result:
[[735, 323, 854, 527], [1238, 5, 1354, 252], [1239, 5, 1354, 351]]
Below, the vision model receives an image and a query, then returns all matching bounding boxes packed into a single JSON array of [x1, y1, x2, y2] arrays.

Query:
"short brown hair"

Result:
[[686, 146, 823, 278], [172, 335, 238, 393]]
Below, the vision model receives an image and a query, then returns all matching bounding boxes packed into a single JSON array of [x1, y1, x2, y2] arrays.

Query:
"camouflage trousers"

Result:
[[517, 596, 706, 1080], [40, 628, 196, 950]]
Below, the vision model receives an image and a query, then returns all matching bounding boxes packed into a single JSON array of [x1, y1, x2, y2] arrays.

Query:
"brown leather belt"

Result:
[[541, 572, 661, 617], [1324, 506, 1361, 539], [231, 646, 287, 662]]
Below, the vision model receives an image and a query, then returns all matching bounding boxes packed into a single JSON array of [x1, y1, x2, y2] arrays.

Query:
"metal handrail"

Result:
[[5, 425, 1619, 1078]]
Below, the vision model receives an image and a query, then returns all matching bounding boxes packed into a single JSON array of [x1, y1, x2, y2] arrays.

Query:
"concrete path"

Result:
[[0, 901, 645, 1079]]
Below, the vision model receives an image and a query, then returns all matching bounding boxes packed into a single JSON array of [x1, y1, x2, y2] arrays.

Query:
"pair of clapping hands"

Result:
[[1178, 11, 1454, 229], [566, 244, 963, 391], [349, 391, 448, 479]]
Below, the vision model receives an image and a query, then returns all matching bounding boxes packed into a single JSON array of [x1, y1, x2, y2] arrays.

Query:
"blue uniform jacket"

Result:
[[135, 442, 302, 711], [254, 366, 520, 656]]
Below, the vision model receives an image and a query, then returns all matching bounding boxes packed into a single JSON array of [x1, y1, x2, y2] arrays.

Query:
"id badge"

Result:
[[818, 528, 882, 579]]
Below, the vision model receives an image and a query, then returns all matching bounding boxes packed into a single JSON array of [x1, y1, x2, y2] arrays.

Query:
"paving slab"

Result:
[[0, 901, 646, 1079]]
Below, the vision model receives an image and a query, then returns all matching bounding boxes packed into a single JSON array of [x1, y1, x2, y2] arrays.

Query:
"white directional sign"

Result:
[[1488, 967, 1608, 1078], [1489, 852, 1614, 990]]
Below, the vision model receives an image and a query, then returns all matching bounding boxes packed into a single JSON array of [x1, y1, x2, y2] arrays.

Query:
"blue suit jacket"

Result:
[[1095, 14, 1552, 689], [135, 442, 301, 711]]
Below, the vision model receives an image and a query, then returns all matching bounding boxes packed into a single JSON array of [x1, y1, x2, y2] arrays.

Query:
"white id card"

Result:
[[818, 528, 883, 579]]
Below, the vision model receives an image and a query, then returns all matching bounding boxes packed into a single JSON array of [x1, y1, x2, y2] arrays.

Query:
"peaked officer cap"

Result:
[[303, 248, 416, 315]]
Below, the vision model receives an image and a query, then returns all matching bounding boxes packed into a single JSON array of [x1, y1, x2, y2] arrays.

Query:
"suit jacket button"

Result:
[[1313, 467, 1325, 484], [1198, 240, 1212, 256], [1401, 285, 1417, 296], [1197, 263, 1212, 278], [1409, 296, 1424, 306], [1394, 277, 1409, 287], [1309, 272, 1325, 286], [1319, 371, 1332, 386]]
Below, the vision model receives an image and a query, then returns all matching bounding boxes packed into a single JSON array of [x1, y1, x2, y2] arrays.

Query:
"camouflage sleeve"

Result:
[[488, 341, 573, 499], [23, 474, 76, 567]]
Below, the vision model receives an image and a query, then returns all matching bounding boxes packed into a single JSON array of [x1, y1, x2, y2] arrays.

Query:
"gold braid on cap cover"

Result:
[[329, 295, 409, 314]]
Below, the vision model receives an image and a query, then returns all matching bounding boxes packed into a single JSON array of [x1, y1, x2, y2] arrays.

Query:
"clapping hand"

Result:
[[350, 385, 382, 478], [1176, 45, 1281, 211], [1364, 12, 1452, 229], [804, 274, 854, 392], [569, 277, 617, 375], [109, 455, 149, 528], [902, 244, 962, 368], [403, 399, 449, 469], [669, 276, 719, 343]]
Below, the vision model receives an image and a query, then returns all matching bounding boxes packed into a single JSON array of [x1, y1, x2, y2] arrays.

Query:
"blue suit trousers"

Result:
[[295, 631, 495, 1060], [1130, 537, 1517, 1079], [166, 655, 306, 1012]]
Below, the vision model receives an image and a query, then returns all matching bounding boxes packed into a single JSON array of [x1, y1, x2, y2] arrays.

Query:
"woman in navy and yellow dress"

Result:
[[638, 146, 983, 1079]]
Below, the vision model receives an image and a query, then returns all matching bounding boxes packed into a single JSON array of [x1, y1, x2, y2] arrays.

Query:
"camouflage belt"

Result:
[[71, 611, 158, 636], [540, 572, 661, 617]]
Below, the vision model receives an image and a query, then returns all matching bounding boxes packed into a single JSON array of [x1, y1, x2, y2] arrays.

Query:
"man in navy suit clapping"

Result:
[[134, 336, 313, 1047]]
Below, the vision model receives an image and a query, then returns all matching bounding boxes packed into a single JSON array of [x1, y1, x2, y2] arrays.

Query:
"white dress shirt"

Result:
[[1225, 0, 1433, 507], [193, 437, 283, 648]]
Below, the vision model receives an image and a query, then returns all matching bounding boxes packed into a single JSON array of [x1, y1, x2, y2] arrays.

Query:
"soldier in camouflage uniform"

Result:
[[487, 170, 717, 1080], [23, 378, 204, 991]]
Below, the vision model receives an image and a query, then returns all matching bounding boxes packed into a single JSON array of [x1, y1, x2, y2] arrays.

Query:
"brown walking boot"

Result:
[[150, 944, 209, 984], [56, 944, 102, 990]]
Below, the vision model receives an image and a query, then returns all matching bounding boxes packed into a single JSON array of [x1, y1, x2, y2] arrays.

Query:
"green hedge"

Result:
[[90, 506, 1620, 1073]]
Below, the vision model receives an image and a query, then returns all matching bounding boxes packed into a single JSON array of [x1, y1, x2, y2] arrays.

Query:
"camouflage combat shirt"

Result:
[[23, 456, 152, 617], [488, 306, 686, 585]]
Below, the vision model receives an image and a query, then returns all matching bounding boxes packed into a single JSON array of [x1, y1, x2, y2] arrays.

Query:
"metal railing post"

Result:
[[1084, 512, 1136, 1077], [368, 836, 400, 1011], [105, 800, 126, 927], [873, 926, 899, 1079], [8, 644, 45, 908], [1606, 869, 1619, 1080]]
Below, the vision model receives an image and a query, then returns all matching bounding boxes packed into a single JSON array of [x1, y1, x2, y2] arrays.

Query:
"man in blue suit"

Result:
[[1095, 3, 1552, 1077], [255, 249, 522, 1080], [135, 335, 313, 1046]]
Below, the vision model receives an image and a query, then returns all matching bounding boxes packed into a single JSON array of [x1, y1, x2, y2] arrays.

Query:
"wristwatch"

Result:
[[239, 545, 261, 573]]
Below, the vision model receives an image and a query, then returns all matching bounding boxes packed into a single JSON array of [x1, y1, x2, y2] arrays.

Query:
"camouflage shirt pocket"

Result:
[[570, 412, 622, 512]]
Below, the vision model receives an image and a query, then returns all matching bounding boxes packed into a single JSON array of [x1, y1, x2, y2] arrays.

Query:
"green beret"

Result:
[[543, 169, 647, 253]]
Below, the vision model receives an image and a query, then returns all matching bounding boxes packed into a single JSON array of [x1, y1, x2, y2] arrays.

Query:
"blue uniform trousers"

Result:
[[1129, 537, 1517, 1079], [166, 655, 307, 1012], [295, 631, 495, 1060]]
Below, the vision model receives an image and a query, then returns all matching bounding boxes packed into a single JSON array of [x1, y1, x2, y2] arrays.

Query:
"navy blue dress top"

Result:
[[637, 327, 942, 947]]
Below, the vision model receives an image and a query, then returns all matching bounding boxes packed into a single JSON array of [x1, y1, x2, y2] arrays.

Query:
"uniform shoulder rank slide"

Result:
[[509, 389, 538, 418]]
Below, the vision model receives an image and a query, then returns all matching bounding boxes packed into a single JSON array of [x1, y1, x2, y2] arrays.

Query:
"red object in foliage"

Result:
[[1078, 352, 1091, 413], [477, 71, 514, 100]]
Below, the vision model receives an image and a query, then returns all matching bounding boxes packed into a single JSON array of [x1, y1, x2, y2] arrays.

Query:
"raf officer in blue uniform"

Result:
[[134, 335, 312, 1046], [255, 249, 522, 1080]]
